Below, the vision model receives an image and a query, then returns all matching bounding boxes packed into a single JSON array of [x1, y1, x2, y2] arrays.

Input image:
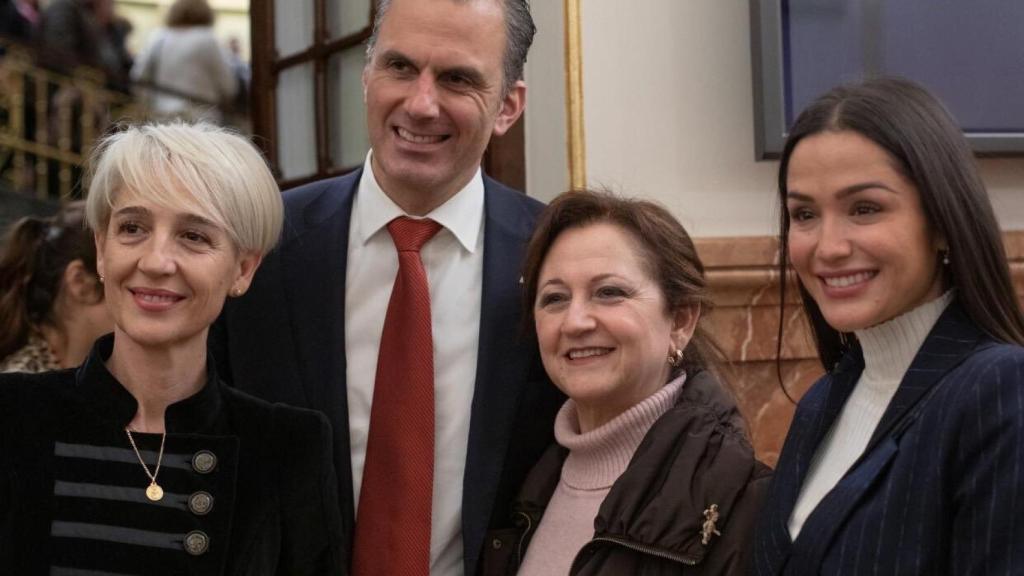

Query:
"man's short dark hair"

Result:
[[366, 0, 536, 95]]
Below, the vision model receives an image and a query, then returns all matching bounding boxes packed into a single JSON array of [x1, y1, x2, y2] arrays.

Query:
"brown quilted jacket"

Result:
[[481, 370, 771, 576]]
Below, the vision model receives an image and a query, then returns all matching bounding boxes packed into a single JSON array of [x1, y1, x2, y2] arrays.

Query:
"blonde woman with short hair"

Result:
[[0, 122, 343, 575]]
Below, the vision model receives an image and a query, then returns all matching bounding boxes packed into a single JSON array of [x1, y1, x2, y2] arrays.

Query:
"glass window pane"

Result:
[[275, 0, 314, 57], [276, 64, 317, 180], [328, 47, 369, 170], [327, 0, 372, 39]]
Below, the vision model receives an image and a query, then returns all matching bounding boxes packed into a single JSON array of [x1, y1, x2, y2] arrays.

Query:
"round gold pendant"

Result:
[[146, 482, 164, 501]]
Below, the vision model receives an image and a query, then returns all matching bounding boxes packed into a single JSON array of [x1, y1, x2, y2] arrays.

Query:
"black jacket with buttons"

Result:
[[0, 334, 345, 575], [481, 370, 771, 576]]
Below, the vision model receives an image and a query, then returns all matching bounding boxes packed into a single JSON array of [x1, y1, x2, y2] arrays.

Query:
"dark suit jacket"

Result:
[[753, 303, 1024, 575], [211, 168, 563, 575]]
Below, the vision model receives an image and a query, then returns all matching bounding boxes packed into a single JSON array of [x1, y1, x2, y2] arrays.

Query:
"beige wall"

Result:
[[525, 0, 1024, 237]]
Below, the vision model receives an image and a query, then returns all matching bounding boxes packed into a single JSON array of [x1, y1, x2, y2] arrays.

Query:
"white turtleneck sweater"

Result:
[[787, 292, 954, 539], [518, 375, 687, 576]]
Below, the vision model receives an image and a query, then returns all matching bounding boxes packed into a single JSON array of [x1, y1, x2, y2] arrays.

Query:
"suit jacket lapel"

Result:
[[758, 354, 860, 575], [462, 179, 538, 575], [802, 352, 862, 485], [865, 303, 984, 448], [788, 352, 862, 525], [778, 353, 886, 574], [788, 436, 899, 573], [280, 169, 360, 532]]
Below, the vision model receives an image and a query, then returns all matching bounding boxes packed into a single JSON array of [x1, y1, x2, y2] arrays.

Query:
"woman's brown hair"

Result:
[[166, 0, 214, 28], [521, 189, 723, 380], [0, 202, 99, 360]]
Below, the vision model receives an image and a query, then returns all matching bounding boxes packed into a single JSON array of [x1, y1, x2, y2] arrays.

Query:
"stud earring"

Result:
[[98, 274, 104, 283], [942, 249, 950, 266], [667, 348, 684, 367]]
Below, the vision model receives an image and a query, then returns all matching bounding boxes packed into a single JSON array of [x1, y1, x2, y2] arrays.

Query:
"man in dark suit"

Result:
[[212, 0, 563, 574]]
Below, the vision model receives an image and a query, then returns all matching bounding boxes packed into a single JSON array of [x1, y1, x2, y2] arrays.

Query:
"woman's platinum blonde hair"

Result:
[[85, 122, 283, 255]]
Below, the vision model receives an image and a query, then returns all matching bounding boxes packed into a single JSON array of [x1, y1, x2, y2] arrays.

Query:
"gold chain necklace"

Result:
[[125, 426, 167, 501]]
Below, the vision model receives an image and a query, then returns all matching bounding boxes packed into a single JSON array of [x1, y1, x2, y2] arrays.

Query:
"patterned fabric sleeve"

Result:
[[0, 333, 61, 374]]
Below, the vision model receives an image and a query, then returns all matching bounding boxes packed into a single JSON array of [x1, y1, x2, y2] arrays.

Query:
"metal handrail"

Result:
[[0, 38, 247, 204]]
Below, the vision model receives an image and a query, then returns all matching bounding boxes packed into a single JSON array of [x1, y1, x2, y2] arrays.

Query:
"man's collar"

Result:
[[352, 150, 484, 253]]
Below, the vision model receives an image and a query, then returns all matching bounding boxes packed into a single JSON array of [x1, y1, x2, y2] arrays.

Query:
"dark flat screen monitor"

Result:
[[750, 0, 1024, 159]]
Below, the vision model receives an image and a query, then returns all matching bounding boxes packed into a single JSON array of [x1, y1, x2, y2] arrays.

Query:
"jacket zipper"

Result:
[[514, 510, 534, 566], [570, 535, 699, 573]]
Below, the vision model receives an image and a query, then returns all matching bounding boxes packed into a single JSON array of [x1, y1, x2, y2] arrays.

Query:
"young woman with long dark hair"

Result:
[[753, 77, 1024, 575]]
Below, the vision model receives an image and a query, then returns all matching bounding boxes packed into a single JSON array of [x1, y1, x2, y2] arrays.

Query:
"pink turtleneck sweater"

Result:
[[518, 375, 687, 576]]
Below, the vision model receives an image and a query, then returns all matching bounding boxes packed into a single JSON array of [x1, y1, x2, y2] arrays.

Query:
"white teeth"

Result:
[[823, 272, 874, 288], [568, 348, 610, 359], [138, 293, 176, 303], [397, 127, 444, 144]]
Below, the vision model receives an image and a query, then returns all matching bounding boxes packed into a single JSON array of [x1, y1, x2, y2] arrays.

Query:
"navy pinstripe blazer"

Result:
[[752, 302, 1024, 575]]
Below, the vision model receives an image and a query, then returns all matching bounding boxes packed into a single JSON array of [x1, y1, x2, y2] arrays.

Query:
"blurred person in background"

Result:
[[0, 0, 38, 42], [131, 0, 237, 123], [38, 0, 129, 89], [224, 36, 249, 122], [14, 0, 39, 26], [0, 201, 112, 373]]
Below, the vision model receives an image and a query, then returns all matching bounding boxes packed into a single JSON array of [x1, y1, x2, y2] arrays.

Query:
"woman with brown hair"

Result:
[[0, 201, 112, 372], [485, 190, 770, 575]]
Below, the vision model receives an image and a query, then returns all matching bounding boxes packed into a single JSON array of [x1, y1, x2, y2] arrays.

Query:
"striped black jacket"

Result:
[[752, 302, 1024, 575], [0, 334, 345, 575]]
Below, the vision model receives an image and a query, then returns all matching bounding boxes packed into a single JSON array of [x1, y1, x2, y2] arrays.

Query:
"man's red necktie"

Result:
[[352, 217, 441, 576]]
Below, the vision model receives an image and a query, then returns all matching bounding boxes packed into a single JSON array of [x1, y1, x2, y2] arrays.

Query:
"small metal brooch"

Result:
[[701, 504, 721, 546]]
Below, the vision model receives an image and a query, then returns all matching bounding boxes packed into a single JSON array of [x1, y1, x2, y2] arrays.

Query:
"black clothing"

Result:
[[483, 371, 771, 575], [0, 334, 345, 575], [38, 0, 128, 89], [0, 0, 33, 43]]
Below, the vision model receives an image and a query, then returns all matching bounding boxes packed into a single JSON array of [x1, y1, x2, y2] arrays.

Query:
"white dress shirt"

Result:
[[345, 152, 483, 576]]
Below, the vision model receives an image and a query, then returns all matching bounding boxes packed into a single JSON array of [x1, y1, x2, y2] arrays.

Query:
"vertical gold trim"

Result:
[[564, 0, 586, 189]]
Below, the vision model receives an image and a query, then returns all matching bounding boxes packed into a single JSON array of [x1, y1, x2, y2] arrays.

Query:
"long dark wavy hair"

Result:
[[776, 77, 1024, 374]]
